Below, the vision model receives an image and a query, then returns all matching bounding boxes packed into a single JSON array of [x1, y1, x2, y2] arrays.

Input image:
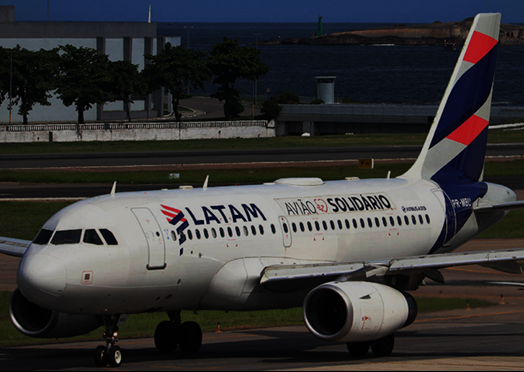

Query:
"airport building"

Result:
[[0, 6, 181, 123]]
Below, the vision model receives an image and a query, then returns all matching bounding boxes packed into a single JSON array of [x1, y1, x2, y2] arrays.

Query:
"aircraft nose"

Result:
[[17, 253, 66, 306]]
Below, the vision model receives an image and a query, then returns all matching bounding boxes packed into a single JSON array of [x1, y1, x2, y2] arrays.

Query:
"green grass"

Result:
[[0, 129, 523, 155], [0, 291, 494, 347]]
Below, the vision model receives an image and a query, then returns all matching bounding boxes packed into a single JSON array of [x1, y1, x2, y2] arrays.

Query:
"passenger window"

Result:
[[397, 216, 402, 226], [292, 223, 297, 233], [243, 226, 249, 236], [259, 225, 265, 235], [300, 222, 305, 232], [425, 214, 431, 224], [187, 230, 193, 240], [227, 227, 233, 238], [51, 229, 82, 245], [375, 217, 380, 227], [330, 220, 336, 230], [315, 221, 320, 231], [271, 224, 276, 234], [251, 225, 257, 236], [322, 221, 328, 231], [419, 214, 424, 224], [389, 216, 395, 226], [404, 216, 410, 225], [307, 221, 313, 231], [195, 229, 201, 239], [204, 229, 209, 239], [367, 218, 372, 228], [283, 223, 289, 233], [211, 228, 217, 239], [345, 219, 350, 229], [219, 227, 225, 238], [83, 229, 103, 245], [171, 230, 177, 241], [33, 229, 53, 245], [337, 220, 343, 230], [235, 226, 241, 237], [353, 219, 358, 229], [360, 219, 365, 228], [382, 217, 387, 227], [412, 215, 417, 225]]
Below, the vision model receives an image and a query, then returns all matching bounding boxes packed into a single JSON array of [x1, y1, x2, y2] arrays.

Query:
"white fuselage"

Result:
[[17, 176, 498, 316]]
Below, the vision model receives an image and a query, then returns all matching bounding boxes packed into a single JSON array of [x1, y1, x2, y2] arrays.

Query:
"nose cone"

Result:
[[17, 253, 66, 306]]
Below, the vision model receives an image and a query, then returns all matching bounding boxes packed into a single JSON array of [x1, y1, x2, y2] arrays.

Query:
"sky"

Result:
[[1, 0, 523, 24]]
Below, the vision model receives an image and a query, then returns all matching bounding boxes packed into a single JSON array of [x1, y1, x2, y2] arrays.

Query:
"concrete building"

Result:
[[276, 103, 524, 135], [0, 6, 180, 123]]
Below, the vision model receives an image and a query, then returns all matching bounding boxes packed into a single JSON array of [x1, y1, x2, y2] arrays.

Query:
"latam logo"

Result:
[[161, 205, 189, 244], [161, 203, 268, 244]]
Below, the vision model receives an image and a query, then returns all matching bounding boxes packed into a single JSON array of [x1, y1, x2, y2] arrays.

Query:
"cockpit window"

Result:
[[83, 229, 104, 245], [51, 229, 82, 245], [33, 229, 53, 245], [99, 229, 118, 245]]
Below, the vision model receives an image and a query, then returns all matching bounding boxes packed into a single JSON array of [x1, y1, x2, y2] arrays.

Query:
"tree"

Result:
[[144, 43, 210, 122], [56, 45, 112, 125], [208, 37, 269, 120], [109, 60, 147, 122], [0, 46, 59, 124]]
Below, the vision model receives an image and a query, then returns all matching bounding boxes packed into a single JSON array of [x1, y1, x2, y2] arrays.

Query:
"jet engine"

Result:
[[303, 281, 417, 343], [9, 288, 102, 338]]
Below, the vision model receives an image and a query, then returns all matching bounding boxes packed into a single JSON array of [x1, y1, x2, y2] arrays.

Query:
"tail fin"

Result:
[[402, 13, 500, 184]]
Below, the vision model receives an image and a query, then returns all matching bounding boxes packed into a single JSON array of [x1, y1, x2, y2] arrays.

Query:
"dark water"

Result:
[[158, 22, 524, 105]]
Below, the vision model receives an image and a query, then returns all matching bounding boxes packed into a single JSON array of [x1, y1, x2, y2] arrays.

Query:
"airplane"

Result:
[[1, 12, 523, 368]]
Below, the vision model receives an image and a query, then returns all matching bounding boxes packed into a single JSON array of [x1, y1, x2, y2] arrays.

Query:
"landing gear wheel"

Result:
[[178, 321, 202, 353], [371, 333, 395, 357], [155, 320, 178, 353], [346, 341, 370, 357], [107, 345, 122, 367], [93, 345, 107, 367]]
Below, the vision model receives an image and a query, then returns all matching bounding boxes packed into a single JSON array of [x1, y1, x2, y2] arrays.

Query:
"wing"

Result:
[[0, 237, 31, 257], [260, 248, 524, 292]]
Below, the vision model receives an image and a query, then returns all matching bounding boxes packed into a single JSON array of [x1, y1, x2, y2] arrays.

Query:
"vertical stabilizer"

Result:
[[402, 13, 500, 184]]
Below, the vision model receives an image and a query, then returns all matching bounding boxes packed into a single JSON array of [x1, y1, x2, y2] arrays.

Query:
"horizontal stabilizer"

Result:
[[474, 200, 524, 213]]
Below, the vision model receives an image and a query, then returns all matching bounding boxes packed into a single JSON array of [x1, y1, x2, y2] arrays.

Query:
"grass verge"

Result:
[[0, 291, 494, 347]]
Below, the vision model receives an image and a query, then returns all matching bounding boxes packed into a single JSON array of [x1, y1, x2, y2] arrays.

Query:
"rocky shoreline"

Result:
[[262, 18, 524, 46]]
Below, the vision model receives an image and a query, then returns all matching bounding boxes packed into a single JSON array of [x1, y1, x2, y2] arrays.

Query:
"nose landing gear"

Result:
[[93, 315, 123, 367]]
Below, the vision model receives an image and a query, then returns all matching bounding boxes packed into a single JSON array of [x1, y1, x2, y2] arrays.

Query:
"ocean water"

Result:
[[158, 22, 524, 105]]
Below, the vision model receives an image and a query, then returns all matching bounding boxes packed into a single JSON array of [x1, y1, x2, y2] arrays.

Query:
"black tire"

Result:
[[346, 341, 370, 357], [155, 320, 178, 353], [93, 345, 107, 367], [178, 321, 202, 353], [107, 345, 122, 367], [370, 334, 395, 357]]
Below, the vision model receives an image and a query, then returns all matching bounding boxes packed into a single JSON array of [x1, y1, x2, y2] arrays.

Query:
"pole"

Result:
[[9, 50, 12, 124], [253, 33, 262, 119]]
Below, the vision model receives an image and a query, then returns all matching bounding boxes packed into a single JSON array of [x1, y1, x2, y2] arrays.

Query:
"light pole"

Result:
[[9, 50, 12, 124], [184, 26, 194, 96], [253, 33, 262, 119], [184, 26, 193, 49]]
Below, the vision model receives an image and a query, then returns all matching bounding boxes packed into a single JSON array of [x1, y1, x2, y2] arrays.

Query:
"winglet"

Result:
[[402, 13, 501, 184]]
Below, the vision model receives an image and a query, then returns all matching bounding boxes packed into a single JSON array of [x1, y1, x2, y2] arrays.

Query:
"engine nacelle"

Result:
[[303, 281, 417, 343], [9, 288, 102, 338]]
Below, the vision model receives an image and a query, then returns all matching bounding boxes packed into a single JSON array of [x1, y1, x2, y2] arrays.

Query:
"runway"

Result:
[[2, 239, 524, 370]]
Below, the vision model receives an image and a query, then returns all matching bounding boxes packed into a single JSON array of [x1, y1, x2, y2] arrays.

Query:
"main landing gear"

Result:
[[154, 310, 203, 354], [346, 333, 395, 358], [93, 315, 123, 367]]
